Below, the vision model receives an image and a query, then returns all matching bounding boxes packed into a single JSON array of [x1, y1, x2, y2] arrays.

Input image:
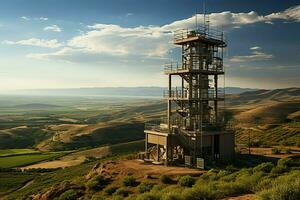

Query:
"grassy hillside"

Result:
[[236, 122, 300, 146], [0, 88, 299, 152], [3, 153, 300, 200]]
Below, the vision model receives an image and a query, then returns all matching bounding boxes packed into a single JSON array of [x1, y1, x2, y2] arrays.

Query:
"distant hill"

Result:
[[226, 88, 300, 146], [227, 88, 300, 106], [8, 86, 258, 97], [14, 103, 61, 110]]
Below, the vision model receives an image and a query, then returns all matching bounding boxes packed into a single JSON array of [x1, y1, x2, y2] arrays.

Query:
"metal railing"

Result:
[[145, 122, 168, 132], [164, 58, 224, 73], [174, 26, 224, 43], [163, 88, 225, 100]]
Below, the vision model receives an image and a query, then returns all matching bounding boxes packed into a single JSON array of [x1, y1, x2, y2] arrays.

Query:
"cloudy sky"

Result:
[[0, 0, 299, 91]]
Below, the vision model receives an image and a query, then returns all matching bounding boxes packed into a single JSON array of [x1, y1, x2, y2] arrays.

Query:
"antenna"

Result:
[[203, 0, 210, 35], [195, 8, 198, 29], [203, 0, 206, 27]]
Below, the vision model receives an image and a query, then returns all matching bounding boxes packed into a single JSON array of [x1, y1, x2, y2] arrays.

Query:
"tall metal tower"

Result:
[[142, 24, 234, 167]]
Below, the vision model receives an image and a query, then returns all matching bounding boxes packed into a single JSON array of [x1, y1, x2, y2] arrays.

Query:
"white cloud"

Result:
[[20, 16, 30, 21], [250, 46, 261, 50], [39, 17, 49, 21], [126, 13, 133, 17], [265, 21, 274, 25], [24, 5, 300, 64], [230, 51, 274, 62], [2, 38, 63, 48], [162, 5, 300, 30], [44, 25, 62, 32], [266, 5, 300, 22]]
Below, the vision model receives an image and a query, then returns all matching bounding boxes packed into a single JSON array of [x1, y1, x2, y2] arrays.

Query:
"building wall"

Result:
[[219, 132, 235, 160]]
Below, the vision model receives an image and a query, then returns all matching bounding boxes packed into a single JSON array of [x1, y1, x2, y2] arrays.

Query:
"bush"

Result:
[[104, 186, 119, 195], [178, 176, 196, 187], [123, 176, 136, 186], [161, 192, 183, 200], [271, 148, 280, 154], [160, 175, 173, 184], [136, 193, 161, 200], [271, 166, 286, 174], [257, 179, 300, 200], [277, 157, 293, 168], [253, 162, 274, 173], [59, 189, 79, 200], [84, 156, 97, 163], [138, 182, 155, 193], [86, 175, 108, 191], [115, 187, 129, 197], [182, 186, 217, 200]]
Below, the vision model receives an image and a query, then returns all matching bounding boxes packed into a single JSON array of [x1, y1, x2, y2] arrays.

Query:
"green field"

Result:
[[0, 149, 39, 157], [0, 152, 67, 168]]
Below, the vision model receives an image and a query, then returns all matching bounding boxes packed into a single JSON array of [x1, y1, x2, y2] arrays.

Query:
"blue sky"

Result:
[[0, 0, 299, 91]]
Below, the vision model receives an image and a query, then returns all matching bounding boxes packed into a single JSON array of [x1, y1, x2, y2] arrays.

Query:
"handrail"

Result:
[[173, 27, 224, 42], [164, 57, 224, 73], [163, 88, 225, 99]]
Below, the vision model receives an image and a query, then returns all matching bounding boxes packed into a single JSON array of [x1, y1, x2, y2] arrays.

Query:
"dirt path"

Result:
[[122, 160, 205, 176]]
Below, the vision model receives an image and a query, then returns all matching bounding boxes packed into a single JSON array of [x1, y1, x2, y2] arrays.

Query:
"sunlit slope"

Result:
[[234, 101, 300, 126]]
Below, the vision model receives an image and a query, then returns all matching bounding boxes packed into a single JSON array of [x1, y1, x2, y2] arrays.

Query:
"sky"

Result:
[[0, 0, 300, 91]]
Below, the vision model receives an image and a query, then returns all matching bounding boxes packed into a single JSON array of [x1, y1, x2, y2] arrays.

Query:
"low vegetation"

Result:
[[0, 152, 67, 168], [123, 176, 137, 187]]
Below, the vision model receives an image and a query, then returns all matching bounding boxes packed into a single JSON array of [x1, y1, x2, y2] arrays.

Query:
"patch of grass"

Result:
[[114, 187, 129, 197], [0, 152, 67, 168], [178, 176, 196, 187], [123, 176, 136, 187], [58, 189, 80, 200], [0, 149, 39, 157], [0, 172, 36, 196], [253, 162, 274, 173], [257, 173, 300, 200], [160, 175, 173, 184], [138, 182, 155, 193], [86, 175, 109, 191], [104, 186, 119, 195]]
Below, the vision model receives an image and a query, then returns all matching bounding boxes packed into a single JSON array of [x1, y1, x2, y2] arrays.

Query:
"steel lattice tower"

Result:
[[142, 26, 235, 167]]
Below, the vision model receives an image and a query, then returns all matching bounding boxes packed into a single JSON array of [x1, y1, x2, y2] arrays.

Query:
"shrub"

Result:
[[182, 186, 217, 200], [136, 193, 161, 200], [138, 182, 155, 193], [160, 175, 173, 184], [271, 166, 286, 174], [86, 175, 108, 191], [115, 187, 129, 197], [277, 157, 293, 168], [123, 176, 136, 186], [271, 148, 280, 154], [151, 184, 165, 192], [59, 189, 79, 200], [84, 156, 97, 163], [257, 179, 300, 200], [91, 195, 105, 200], [161, 192, 183, 200], [178, 176, 195, 187], [104, 186, 119, 195], [254, 178, 273, 192], [253, 162, 274, 173], [218, 181, 250, 196]]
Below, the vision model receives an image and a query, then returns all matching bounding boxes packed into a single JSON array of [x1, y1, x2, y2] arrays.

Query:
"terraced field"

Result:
[[0, 151, 68, 168]]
